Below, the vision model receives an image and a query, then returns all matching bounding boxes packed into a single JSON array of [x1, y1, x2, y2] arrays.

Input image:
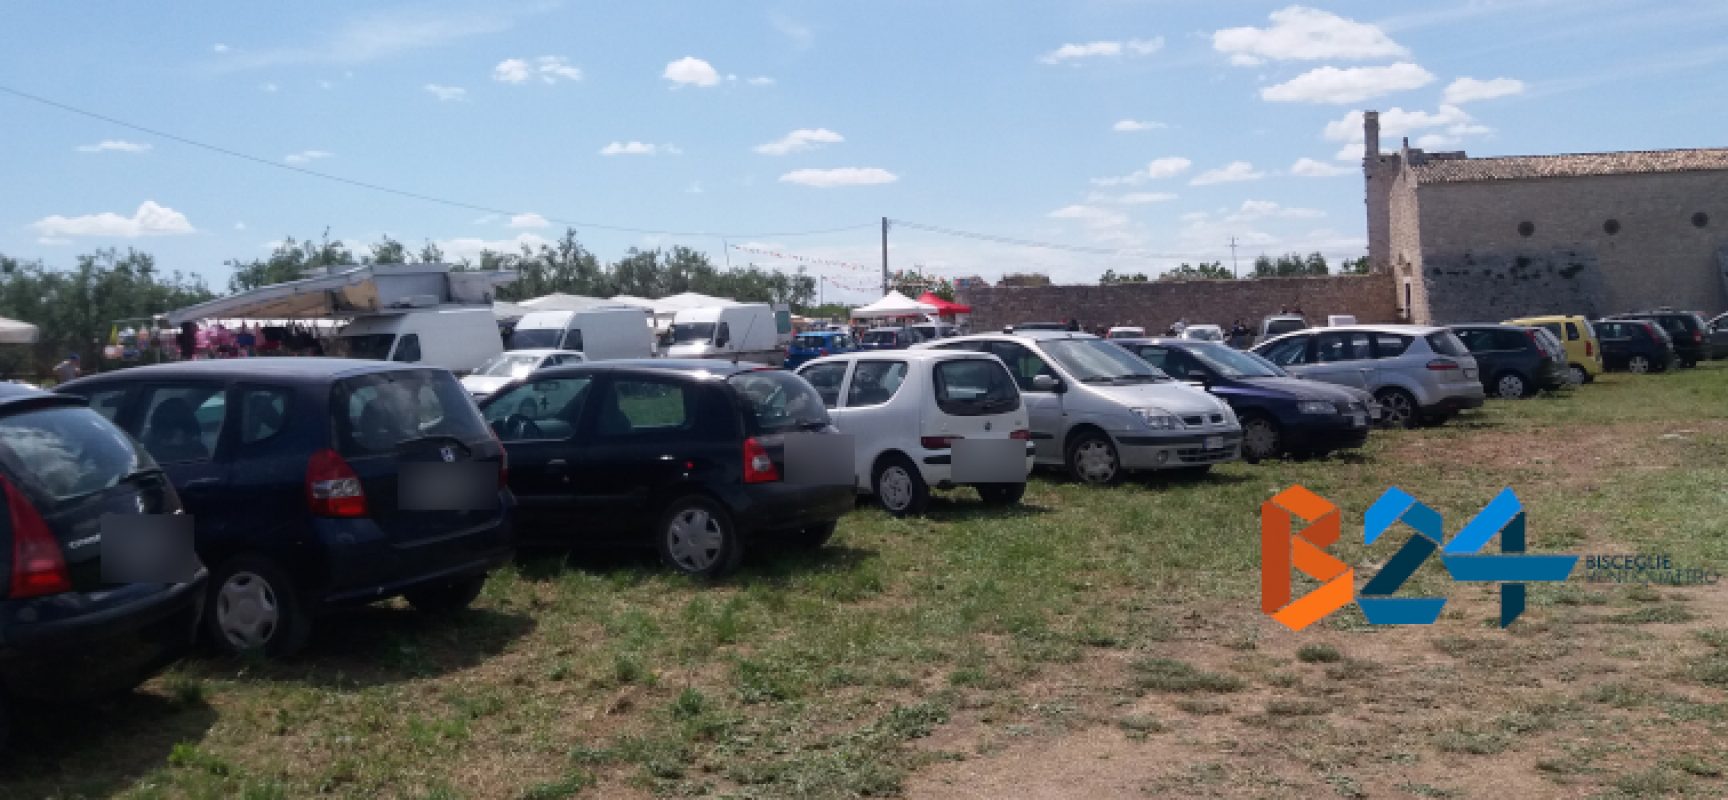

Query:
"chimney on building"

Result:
[[1363, 110, 1380, 160]]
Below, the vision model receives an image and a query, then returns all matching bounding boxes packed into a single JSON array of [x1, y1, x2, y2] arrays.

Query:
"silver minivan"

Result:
[[1252, 324, 1485, 428], [918, 332, 1241, 484]]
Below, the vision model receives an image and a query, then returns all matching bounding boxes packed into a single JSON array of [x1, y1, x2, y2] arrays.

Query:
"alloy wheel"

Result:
[[666, 508, 723, 573], [1628, 355, 1651, 374], [217, 571, 279, 650], [1074, 439, 1118, 483], [878, 465, 914, 512], [1242, 418, 1280, 461], [1496, 374, 1526, 399]]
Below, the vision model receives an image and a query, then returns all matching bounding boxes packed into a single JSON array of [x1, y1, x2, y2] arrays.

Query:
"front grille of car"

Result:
[[1182, 415, 1205, 426], [1177, 445, 1236, 464]]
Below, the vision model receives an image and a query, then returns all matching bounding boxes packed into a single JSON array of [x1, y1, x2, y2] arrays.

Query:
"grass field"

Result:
[[5, 365, 1728, 799]]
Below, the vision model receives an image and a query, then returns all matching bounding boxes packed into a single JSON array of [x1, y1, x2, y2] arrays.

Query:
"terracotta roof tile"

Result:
[[1411, 148, 1728, 184]]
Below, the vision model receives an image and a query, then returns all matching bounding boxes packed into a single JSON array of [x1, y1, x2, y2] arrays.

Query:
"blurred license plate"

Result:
[[1351, 413, 1366, 427], [1204, 436, 1223, 449]]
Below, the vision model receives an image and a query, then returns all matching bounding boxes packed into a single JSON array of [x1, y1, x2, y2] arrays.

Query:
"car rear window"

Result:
[[864, 331, 900, 345], [1374, 333, 1412, 357], [333, 369, 491, 455], [0, 405, 150, 503], [1265, 319, 1305, 337], [727, 370, 831, 435], [933, 358, 1021, 416], [1426, 332, 1470, 357]]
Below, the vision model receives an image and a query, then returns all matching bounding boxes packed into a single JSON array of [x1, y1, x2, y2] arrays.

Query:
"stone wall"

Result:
[[1420, 246, 1609, 324], [955, 273, 1397, 333]]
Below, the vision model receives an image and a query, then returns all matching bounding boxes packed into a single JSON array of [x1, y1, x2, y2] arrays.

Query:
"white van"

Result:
[[339, 307, 503, 374], [509, 306, 654, 361], [666, 304, 784, 363]]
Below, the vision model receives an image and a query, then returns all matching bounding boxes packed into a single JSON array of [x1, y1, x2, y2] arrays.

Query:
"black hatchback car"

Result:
[[1617, 309, 1711, 367], [1113, 339, 1377, 462], [1448, 324, 1569, 399], [478, 360, 854, 577], [1593, 319, 1676, 373], [58, 360, 513, 657], [0, 385, 205, 746]]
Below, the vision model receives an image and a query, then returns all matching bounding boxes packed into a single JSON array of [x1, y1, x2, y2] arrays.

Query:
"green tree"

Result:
[[889, 269, 953, 301], [1101, 269, 1150, 284], [1159, 261, 1232, 281], [1340, 256, 1371, 274], [368, 236, 408, 265], [227, 231, 355, 292]]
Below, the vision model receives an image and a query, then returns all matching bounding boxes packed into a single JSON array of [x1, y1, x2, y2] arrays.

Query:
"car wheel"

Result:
[[1239, 415, 1281, 463], [403, 575, 487, 614], [1493, 372, 1529, 399], [1680, 358, 1697, 369], [657, 495, 743, 578], [872, 455, 930, 516], [788, 521, 838, 551], [1567, 364, 1588, 385], [1374, 388, 1418, 429], [976, 483, 1026, 506], [207, 556, 312, 658], [1066, 431, 1122, 485], [1628, 355, 1651, 374]]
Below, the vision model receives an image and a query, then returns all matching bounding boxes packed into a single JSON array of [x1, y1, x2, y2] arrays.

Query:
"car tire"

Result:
[[206, 556, 313, 658], [1374, 388, 1418, 429], [1493, 372, 1529, 399], [976, 483, 1026, 506], [403, 574, 487, 614], [1239, 414, 1282, 463], [1627, 355, 1651, 374], [788, 521, 838, 551], [1680, 358, 1697, 369], [1566, 364, 1589, 385], [872, 455, 930, 516], [1065, 430, 1122, 485], [657, 495, 744, 578]]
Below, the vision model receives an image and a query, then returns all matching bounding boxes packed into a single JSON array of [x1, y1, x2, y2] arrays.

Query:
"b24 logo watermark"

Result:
[[1261, 485, 1577, 631]]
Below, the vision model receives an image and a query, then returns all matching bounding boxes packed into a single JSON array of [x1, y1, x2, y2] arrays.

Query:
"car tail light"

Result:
[[1694, 330, 1703, 343], [920, 435, 962, 449], [742, 437, 780, 483], [306, 448, 367, 517], [3, 476, 71, 598], [1585, 340, 1593, 357], [1010, 429, 1032, 441], [819, 348, 829, 356], [1426, 359, 1460, 371], [489, 429, 509, 489]]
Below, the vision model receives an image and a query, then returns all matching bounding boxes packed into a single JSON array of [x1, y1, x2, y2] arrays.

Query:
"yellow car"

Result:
[[1503, 315, 1603, 384]]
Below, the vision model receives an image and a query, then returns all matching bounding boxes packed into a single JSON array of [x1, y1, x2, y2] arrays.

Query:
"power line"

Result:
[[888, 218, 1202, 260], [0, 84, 876, 241]]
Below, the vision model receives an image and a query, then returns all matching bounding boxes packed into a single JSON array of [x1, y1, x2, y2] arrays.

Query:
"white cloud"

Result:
[[686, 182, 704, 194], [1290, 157, 1350, 177], [754, 128, 844, 156], [778, 167, 898, 188], [261, 82, 279, 93], [1323, 105, 1489, 159], [1114, 192, 1180, 205], [436, 233, 552, 264], [32, 200, 196, 239], [747, 75, 776, 86], [1443, 76, 1526, 104], [1190, 161, 1265, 186], [283, 149, 332, 164], [599, 141, 660, 156], [75, 140, 151, 154], [234, 221, 247, 231], [1230, 200, 1325, 221], [319, 80, 334, 90], [1038, 37, 1164, 65], [1091, 156, 1192, 187], [1213, 6, 1407, 65], [1260, 62, 1434, 104], [423, 83, 467, 101], [213, 8, 524, 71], [1112, 119, 1168, 132], [212, 44, 230, 54], [508, 212, 550, 229], [494, 56, 581, 84], [664, 56, 721, 87], [1049, 204, 1129, 226], [771, 14, 814, 49]]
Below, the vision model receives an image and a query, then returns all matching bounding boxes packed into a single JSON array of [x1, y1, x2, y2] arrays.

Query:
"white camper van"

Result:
[[666, 304, 785, 363], [339, 306, 503, 374], [508, 306, 654, 360]]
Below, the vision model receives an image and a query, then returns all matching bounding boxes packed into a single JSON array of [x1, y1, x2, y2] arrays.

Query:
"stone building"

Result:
[[1363, 110, 1728, 324]]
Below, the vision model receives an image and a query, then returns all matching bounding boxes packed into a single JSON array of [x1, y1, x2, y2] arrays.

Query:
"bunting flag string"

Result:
[[731, 244, 874, 272]]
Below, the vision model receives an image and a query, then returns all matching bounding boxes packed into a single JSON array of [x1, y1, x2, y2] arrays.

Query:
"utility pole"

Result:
[[1227, 236, 1240, 279], [880, 217, 890, 296]]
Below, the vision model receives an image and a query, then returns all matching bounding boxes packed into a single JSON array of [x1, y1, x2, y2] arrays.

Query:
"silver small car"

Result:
[[916, 331, 1241, 484], [1252, 324, 1485, 428]]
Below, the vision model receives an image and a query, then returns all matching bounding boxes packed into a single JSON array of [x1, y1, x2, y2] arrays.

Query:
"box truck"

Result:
[[508, 306, 654, 360], [666, 304, 785, 363]]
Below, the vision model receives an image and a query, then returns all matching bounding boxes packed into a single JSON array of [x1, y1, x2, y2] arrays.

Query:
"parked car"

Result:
[[1708, 312, 1728, 361], [1617, 309, 1712, 367], [1448, 324, 1570, 399], [1180, 324, 1225, 342], [462, 350, 586, 400], [0, 384, 207, 748], [478, 360, 853, 576], [796, 350, 1034, 515], [1011, 322, 1069, 332], [916, 331, 1241, 484], [57, 360, 514, 657], [1592, 319, 1675, 373], [1256, 314, 1308, 345], [1113, 338, 1377, 462], [783, 331, 857, 370], [909, 321, 959, 342], [858, 327, 916, 351], [1252, 325, 1485, 428], [1503, 314, 1603, 385], [1105, 326, 1147, 340]]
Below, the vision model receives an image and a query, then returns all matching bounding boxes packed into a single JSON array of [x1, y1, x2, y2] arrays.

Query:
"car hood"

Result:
[[1236, 376, 1369, 403], [461, 375, 514, 395], [1083, 381, 1230, 415]]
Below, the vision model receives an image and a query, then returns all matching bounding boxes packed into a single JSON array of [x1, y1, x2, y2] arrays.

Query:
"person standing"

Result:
[[52, 353, 81, 384]]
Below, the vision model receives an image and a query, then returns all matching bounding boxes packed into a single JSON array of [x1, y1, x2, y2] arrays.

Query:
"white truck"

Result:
[[508, 306, 654, 360], [666, 303, 788, 363], [338, 307, 504, 374]]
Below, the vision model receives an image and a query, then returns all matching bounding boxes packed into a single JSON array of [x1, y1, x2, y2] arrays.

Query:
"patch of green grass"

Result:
[[1130, 658, 1245, 693], [1297, 643, 1344, 663], [1324, 659, 1378, 681], [1173, 698, 1232, 716], [1612, 767, 1694, 797], [1666, 756, 1724, 778], [1265, 698, 1328, 717], [1432, 723, 1511, 755], [1117, 713, 1165, 736], [1609, 604, 1696, 624]]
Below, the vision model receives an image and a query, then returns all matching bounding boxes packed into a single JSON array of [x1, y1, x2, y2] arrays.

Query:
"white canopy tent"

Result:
[[851, 291, 937, 319], [0, 316, 40, 345], [516, 293, 615, 312]]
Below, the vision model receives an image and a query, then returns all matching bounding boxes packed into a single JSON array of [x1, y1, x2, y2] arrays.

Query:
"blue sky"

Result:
[[3, 1, 1725, 304]]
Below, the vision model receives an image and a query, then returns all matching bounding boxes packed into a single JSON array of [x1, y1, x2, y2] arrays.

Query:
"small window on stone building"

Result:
[[1693, 212, 1710, 228], [1517, 221, 1535, 237], [1603, 219, 1620, 235]]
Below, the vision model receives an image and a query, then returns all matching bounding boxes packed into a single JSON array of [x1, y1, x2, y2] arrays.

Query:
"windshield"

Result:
[[727, 370, 830, 434], [345, 333, 397, 361], [1188, 344, 1284, 378], [1040, 338, 1169, 383], [1184, 327, 1223, 341], [334, 369, 492, 455], [475, 354, 542, 378], [0, 405, 150, 503], [510, 327, 561, 349], [1265, 319, 1305, 337], [793, 334, 835, 349], [864, 331, 899, 345], [672, 322, 716, 344]]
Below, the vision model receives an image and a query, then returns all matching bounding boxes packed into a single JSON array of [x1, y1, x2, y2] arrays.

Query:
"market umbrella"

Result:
[[0, 316, 40, 345], [916, 292, 971, 316], [851, 291, 938, 319]]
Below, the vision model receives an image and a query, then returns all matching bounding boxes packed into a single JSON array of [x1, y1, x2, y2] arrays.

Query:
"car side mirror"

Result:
[[1032, 374, 1062, 393]]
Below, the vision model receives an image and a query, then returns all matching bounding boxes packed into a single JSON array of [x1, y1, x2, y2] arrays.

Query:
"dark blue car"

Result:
[[783, 331, 857, 369], [1113, 338, 1379, 462]]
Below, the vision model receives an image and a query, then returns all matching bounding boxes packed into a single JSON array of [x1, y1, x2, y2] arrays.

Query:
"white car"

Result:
[[1105, 326, 1147, 339], [460, 349, 585, 399], [796, 350, 1035, 515], [1181, 324, 1224, 342]]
